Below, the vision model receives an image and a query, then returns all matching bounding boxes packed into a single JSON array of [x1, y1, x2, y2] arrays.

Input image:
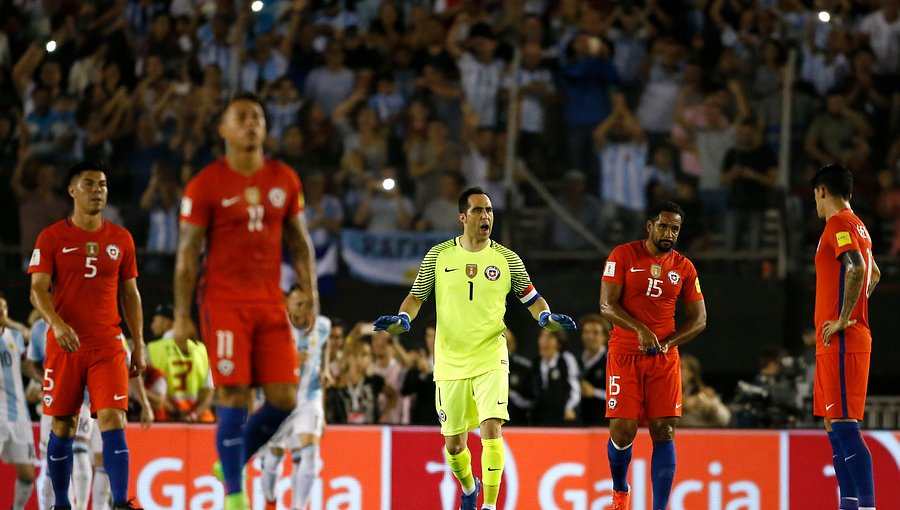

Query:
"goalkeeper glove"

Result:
[[373, 312, 411, 332], [538, 311, 577, 330]]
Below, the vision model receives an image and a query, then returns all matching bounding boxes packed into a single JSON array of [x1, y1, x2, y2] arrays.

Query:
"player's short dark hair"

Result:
[[67, 160, 108, 184], [458, 187, 490, 213], [153, 303, 174, 320], [647, 201, 685, 222], [810, 164, 853, 199], [223, 91, 267, 121], [542, 329, 567, 347]]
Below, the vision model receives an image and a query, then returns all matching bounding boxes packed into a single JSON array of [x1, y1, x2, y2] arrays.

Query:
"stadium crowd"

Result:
[[0, 0, 898, 265], [0, 0, 898, 429]]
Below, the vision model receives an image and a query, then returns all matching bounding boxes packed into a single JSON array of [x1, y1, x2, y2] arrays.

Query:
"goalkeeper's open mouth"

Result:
[[480, 222, 490, 234]]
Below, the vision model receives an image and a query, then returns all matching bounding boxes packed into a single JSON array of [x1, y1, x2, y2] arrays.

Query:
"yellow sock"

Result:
[[446, 447, 475, 493], [481, 437, 505, 504]]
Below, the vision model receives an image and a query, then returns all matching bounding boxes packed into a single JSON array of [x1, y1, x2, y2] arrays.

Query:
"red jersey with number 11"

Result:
[[602, 241, 703, 355], [180, 158, 303, 306], [28, 218, 138, 349]]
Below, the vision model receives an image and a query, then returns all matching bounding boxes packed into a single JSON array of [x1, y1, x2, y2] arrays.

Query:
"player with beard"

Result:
[[599, 201, 707, 510]]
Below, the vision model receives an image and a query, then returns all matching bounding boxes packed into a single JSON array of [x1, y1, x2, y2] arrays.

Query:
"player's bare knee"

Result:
[[96, 408, 126, 431], [609, 419, 638, 446], [480, 418, 502, 439], [218, 385, 250, 407], [262, 383, 298, 410], [649, 420, 676, 441], [444, 433, 467, 455], [51, 415, 79, 438]]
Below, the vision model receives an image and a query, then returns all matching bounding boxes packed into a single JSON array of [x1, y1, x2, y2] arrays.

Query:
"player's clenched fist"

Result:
[[172, 315, 198, 344], [637, 326, 662, 355], [538, 311, 577, 331], [373, 313, 410, 334]]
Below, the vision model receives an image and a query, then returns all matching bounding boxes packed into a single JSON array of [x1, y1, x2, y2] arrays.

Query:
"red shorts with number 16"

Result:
[[605, 351, 682, 420], [43, 331, 129, 417], [201, 303, 299, 387]]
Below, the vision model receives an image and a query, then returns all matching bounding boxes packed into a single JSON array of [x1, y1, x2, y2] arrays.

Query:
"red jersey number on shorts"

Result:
[[180, 159, 303, 305], [601, 240, 702, 355], [814, 209, 872, 354], [28, 219, 138, 348]]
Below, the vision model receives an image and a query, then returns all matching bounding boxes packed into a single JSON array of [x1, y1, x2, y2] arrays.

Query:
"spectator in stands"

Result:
[[721, 120, 778, 252], [416, 171, 465, 232], [506, 328, 535, 426], [353, 166, 414, 232], [593, 96, 648, 244], [139, 163, 181, 272], [636, 37, 683, 143], [334, 92, 389, 173], [127, 114, 171, 197], [298, 100, 341, 168], [11, 155, 68, 266], [646, 144, 678, 197], [800, 27, 850, 97], [605, 4, 655, 98], [673, 81, 748, 230], [406, 118, 462, 211], [549, 170, 601, 250], [370, 331, 409, 424], [804, 87, 873, 166], [239, 31, 288, 93], [733, 348, 801, 428], [304, 170, 343, 243], [414, 63, 463, 138], [459, 105, 491, 191], [304, 39, 355, 116], [197, 15, 239, 90], [845, 47, 892, 146], [578, 314, 609, 426], [505, 41, 556, 174], [754, 64, 818, 155], [680, 354, 731, 427], [369, 72, 406, 127], [146, 303, 215, 423], [265, 77, 302, 151], [328, 340, 396, 425], [401, 323, 437, 426], [561, 33, 620, 174], [532, 329, 581, 426], [274, 124, 311, 176], [326, 319, 347, 384], [876, 165, 900, 255], [854, 0, 900, 78], [447, 18, 505, 129]]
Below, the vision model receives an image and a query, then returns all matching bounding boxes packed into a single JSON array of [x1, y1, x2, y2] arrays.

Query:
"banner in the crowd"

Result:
[[341, 229, 457, 285], [4, 425, 900, 510]]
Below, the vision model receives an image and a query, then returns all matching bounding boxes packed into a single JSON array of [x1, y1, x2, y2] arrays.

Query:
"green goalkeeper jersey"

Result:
[[411, 237, 538, 380]]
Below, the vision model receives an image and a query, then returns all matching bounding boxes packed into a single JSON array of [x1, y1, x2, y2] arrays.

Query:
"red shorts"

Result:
[[200, 303, 299, 387], [43, 333, 129, 416], [814, 352, 870, 420], [605, 351, 682, 420]]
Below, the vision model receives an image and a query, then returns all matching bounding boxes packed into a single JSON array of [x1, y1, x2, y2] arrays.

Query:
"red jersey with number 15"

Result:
[[180, 158, 303, 306], [601, 241, 703, 355], [27, 218, 138, 349], [814, 208, 872, 354]]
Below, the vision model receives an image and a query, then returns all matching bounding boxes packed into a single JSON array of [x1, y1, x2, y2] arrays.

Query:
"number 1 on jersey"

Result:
[[468, 281, 474, 301]]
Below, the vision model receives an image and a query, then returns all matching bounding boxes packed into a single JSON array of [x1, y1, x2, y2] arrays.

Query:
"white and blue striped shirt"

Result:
[[800, 43, 849, 97], [266, 101, 301, 141], [599, 141, 649, 212], [198, 42, 238, 87], [27, 319, 49, 364], [147, 205, 179, 254], [506, 67, 554, 134], [0, 327, 29, 425], [293, 316, 331, 404], [458, 53, 504, 128]]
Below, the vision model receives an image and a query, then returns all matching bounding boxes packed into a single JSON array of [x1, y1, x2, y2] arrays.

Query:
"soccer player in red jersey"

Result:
[[173, 92, 318, 509], [599, 202, 707, 510], [28, 161, 145, 510], [811, 164, 881, 510]]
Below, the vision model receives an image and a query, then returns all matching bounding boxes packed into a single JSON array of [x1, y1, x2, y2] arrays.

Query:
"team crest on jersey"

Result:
[[86, 242, 99, 257], [608, 397, 618, 410], [484, 266, 501, 281], [217, 359, 235, 376], [43, 395, 53, 408], [268, 187, 286, 208], [438, 409, 447, 422], [244, 186, 261, 205], [651, 264, 662, 278], [466, 264, 478, 279], [106, 244, 120, 260], [667, 270, 680, 285]]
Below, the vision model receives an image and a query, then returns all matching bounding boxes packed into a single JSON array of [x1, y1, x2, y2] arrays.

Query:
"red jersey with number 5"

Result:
[[180, 158, 303, 306], [601, 240, 703, 355], [814, 208, 872, 354], [28, 218, 138, 349]]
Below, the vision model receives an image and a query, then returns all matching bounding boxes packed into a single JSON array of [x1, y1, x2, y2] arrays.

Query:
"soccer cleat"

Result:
[[611, 490, 630, 510], [459, 477, 482, 510], [212, 459, 224, 481], [225, 492, 249, 510], [265, 500, 277, 510], [113, 501, 144, 510]]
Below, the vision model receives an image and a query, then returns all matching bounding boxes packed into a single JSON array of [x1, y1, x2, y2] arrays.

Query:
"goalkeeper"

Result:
[[374, 187, 576, 510]]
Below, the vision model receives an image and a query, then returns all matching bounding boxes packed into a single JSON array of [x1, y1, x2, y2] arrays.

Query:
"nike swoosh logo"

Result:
[[113, 394, 127, 401], [845, 454, 857, 461], [444, 268, 458, 272], [62, 247, 78, 253], [826, 403, 835, 410], [221, 196, 240, 207], [50, 455, 68, 461], [223, 438, 242, 447], [675, 403, 682, 408], [497, 401, 506, 405], [114, 449, 128, 455], [629, 267, 646, 272], [487, 467, 501, 471]]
